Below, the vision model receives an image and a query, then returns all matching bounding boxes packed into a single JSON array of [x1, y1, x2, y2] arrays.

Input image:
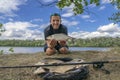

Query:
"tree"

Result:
[[0, 23, 6, 36], [0, 23, 3, 36], [57, 0, 120, 23], [38, 0, 120, 23]]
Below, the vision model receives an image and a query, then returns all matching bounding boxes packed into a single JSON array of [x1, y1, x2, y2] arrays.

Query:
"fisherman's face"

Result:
[[50, 16, 61, 29]]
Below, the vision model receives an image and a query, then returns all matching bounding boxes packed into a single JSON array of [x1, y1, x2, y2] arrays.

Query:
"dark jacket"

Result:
[[44, 24, 68, 40]]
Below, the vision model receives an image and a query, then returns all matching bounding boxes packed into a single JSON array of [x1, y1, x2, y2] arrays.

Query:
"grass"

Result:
[[0, 47, 120, 80]]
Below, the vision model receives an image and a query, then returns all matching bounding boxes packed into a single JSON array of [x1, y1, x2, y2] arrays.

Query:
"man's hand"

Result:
[[58, 40, 66, 47], [46, 39, 57, 48]]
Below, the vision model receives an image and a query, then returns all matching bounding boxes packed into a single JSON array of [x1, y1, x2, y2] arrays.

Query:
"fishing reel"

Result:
[[93, 63, 110, 74], [93, 62, 104, 69]]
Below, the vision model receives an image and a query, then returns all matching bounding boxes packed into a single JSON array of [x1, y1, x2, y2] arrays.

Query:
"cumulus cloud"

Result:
[[69, 23, 120, 39], [61, 4, 74, 17], [1, 22, 120, 40], [62, 13, 73, 17], [0, 0, 27, 16], [30, 18, 43, 22], [101, 0, 111, 4], [41, 0, 54, 3], [97, 23, 120, 32], [80, 15, 96, 23], [86, 19, 96, 23], [4, 22, 37, 30], [62, 19, 79, 27], [1, 21, 43, 40], [81, 15, 90, 19], [99, 6, 106, 10], [69, 31, 90, 39], [40, 23, 49, 29]]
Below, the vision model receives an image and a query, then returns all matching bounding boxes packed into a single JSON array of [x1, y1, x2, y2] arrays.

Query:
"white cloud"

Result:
[[101, 0, 111, 4], [86, 19, 96, 23], [69, 31, 90, 39], [8, 18, 14, 22], [81, 15, 90, 19], [62, 13, 73, 17], [0, 0, 27, 16], [62, 19, 79, 27], [1, 22, 120, 40], [41, 0, 54, 3], [99, 6, 106, 10], [69, 23, 120, 39], [40, 23, 49, 29], [97, 23, 120, 32], [30, 18, 43, 22], [88, 4, 96, 8], [4, 21, 37, 30], [61, 4, 74, 17], [1, 21, 43, 40], [114, 5, 119, 10]]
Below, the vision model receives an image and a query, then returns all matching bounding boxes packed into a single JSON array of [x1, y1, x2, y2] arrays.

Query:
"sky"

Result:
[[0, 0, 120, 40]]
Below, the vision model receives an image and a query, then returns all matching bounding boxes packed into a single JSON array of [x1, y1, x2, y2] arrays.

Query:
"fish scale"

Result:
[[46, 33, 75, 41]]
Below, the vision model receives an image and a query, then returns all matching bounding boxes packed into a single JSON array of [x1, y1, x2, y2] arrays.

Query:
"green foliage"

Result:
[[9, 47, 14, 52], [111, 0, 120, 9], [57, 0, 120, 23], [0, 23, 3, 28], [0, 23, 5, 36], [0, 23, 3, 36], [90, 0, 100, 5], [57, 0, 100, 15], [0, 50, 4, 55], [0, 37, 120, 47], [109, 12, 120, 23], [67, 37, 120, 47], [109, 0, 120, 23], [0, 40, 45, 47]]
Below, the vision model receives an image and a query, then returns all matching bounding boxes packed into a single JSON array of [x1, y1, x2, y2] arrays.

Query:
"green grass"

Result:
[[0, 47, 120, 80]]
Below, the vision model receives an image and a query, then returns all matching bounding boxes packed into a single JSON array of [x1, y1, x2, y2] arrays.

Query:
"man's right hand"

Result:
[[46, 39, 57, 48]]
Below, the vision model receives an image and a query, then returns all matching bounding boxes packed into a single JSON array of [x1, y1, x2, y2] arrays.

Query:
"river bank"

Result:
[[0, 47, 120, 80]]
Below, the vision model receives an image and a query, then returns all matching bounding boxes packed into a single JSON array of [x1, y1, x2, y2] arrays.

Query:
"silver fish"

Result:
[[34, 58, 87, 74], [46, 33, 75, 41]]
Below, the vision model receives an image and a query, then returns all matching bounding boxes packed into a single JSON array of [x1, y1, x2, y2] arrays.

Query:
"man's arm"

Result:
[[44, 27, 57, 48]]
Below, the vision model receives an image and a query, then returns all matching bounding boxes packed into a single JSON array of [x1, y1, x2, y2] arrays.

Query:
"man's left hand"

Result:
[[58, 40, 66, 47]]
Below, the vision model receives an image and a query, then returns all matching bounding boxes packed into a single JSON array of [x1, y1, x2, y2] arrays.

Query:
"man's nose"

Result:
[[54, 21, 58, 24]]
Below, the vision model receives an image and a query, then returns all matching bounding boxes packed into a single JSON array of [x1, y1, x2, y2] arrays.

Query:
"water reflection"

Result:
[[0, 47, 110, 54]]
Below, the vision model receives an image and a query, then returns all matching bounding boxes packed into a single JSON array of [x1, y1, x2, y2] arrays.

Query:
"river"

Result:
[[0, 47, 110, 54]]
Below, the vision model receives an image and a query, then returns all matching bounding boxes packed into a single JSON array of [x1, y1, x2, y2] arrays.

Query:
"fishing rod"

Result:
[[0, 60, 120, 69]]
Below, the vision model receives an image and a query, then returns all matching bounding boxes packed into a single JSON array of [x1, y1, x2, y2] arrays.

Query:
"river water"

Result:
[[0, 47, 110, 54]]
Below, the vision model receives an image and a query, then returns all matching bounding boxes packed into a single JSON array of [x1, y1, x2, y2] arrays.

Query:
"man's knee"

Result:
[[59, 47, 68, 54], [45, 48, 56, 56]]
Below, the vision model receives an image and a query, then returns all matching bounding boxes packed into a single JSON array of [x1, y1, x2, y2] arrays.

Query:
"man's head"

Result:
[[50, 13, 61, 29]]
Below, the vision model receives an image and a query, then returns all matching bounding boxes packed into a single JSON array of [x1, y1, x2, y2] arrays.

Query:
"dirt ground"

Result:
[[0, 48, 120, 80]]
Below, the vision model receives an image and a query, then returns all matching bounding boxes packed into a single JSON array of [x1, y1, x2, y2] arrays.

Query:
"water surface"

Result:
[[0, 47, 110, 54]]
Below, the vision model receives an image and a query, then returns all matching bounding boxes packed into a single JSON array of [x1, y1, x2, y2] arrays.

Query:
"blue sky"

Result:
[[0, 0, 120, 40]]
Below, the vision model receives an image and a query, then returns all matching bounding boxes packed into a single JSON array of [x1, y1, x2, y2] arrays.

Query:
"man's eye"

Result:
[[52, 20, 59, 22]]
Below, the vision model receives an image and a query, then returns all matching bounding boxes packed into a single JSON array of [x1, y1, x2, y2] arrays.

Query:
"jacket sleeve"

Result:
[[44, 26, 50, 40]]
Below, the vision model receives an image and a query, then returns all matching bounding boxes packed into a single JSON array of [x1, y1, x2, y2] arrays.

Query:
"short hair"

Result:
[[50, 13, 61, 19]]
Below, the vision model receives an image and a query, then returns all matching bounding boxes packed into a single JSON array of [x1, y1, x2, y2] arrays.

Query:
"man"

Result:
[[44, 13, 68, 55]]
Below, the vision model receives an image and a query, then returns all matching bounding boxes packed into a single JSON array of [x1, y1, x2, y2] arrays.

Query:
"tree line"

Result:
[[0, 37, 120, 47], [0, 40, 45, 47], [68, 37, 120, 47]]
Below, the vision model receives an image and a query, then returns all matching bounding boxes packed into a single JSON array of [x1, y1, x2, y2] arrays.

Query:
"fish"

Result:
[[34, 58, 87, 74], [46, 33, 75, 41]]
